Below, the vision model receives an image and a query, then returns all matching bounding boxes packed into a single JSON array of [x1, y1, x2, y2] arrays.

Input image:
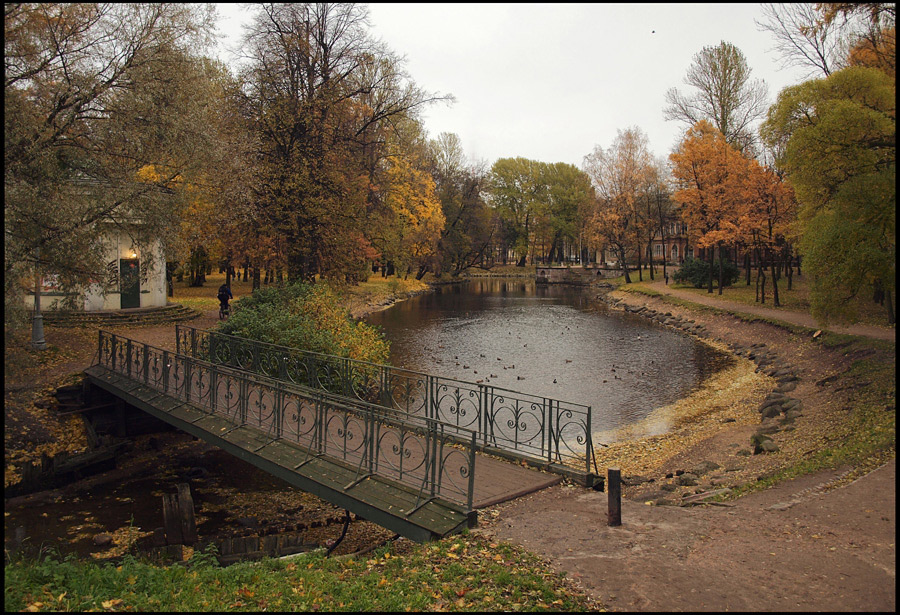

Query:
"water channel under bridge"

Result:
[[84, 330, 568, 543]]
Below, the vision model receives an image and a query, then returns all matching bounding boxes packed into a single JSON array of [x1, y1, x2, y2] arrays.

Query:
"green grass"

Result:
[[4, 534, 600, 612]]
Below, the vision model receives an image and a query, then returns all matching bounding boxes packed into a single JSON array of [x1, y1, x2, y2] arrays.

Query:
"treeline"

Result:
[[582, 3, 894, 324], [5, 3, 894, 328]]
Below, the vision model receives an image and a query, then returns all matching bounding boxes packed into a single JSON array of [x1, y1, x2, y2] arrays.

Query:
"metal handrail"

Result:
[[176, 324, 595, 475], [96, 330, 477, 511]]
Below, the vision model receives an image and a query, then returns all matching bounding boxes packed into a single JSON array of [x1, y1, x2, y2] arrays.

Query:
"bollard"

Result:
[[607, 467, 622, 526]]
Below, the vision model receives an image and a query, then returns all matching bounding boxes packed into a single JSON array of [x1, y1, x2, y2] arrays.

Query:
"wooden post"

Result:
[[607, 467, 622, 527], [177, 483, 198, 545], [161, 492, 183, 545]]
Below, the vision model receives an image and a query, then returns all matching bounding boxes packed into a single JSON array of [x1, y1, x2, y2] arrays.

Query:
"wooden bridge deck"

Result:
[[84, 364, 559, 542]]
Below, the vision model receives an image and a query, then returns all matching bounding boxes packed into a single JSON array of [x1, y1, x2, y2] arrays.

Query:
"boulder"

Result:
[[776, 381, 798, 393], [691, 461, 721, 476], [676, 472, 699, 486], [760, 439, 779, 453], [761, 405, 782, 419], [751, 433, 774, 454]]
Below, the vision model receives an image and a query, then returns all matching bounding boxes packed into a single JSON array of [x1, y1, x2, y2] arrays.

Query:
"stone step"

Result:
[[39, 304, 202, 327]]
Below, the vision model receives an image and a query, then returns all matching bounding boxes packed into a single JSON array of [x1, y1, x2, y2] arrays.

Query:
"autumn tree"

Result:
[[664, 41, 770, 154], [640, 157, 675, 280], [4, 3, 217, 327], [235, 3, 449, 284], [426, 133, 496, 275], [373, 155, 445, 280], [816, 3, 895, 78], [742, 159, 798, 306], [583, 127, 653, 283], [669, 121, 752, 294], [761, 66, 895, 324]]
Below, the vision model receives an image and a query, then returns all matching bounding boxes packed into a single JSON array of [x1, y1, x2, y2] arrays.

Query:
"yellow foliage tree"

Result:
[[380, 155, 445, 279]]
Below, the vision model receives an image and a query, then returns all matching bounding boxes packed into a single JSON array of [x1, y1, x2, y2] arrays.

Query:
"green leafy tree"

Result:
[[761, 66, 895, 324], [488, 158, 545, 266], [540, 163, 595, 264]]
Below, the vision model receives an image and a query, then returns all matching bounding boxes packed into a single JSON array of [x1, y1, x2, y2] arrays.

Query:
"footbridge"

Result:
[[175, 325, 599, 485], [84, 330, 576, 543]]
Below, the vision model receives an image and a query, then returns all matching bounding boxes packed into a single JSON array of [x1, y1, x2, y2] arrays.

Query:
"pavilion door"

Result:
[[120, 259, 140, 308]]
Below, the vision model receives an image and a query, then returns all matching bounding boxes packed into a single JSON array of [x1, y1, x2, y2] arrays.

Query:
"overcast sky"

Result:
[[213, 3, 811, 168]]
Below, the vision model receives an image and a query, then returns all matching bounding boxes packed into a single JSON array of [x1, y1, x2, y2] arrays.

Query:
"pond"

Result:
[[364, 278, 732, 443]]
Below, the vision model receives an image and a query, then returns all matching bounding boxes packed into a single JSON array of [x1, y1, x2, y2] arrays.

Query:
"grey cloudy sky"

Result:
[[214, 3, 810, 168]]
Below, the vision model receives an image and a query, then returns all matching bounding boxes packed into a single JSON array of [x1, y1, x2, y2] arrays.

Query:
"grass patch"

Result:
[[662, 270, 892, 328], [4, 534, 600, 612]]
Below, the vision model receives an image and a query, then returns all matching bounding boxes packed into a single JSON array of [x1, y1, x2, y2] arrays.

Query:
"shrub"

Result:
[[217, 281, 390, 364], [673, 256, 740, 289]]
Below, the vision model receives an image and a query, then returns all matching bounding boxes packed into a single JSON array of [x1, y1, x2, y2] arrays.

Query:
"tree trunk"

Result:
[[769, 251, 780, 307], [717, 242, 724, 295], [707, 248, 714, 294], [252, 267, 261, 291], [620, 247, 632, 284], [886, 290, 895, 325], [636, 245, 643, 282], [745, 252, 751, 286]]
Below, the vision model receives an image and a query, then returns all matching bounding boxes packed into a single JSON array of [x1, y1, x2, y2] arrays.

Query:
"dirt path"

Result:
[[477, 283, 896, 611], [644, 277, 895, 342], [479, 459, 895, 612]]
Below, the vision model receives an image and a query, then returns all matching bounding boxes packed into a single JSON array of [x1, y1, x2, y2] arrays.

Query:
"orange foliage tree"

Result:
[[669, 121, 752, 294], [741, 160, 798, 306]]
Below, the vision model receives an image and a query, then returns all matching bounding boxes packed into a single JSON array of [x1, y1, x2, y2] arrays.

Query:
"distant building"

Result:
[[25, 228, 167, 312], [649, 220, 693, 264]]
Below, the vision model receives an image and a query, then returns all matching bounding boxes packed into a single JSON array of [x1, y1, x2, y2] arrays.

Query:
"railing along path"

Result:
[[176, 325, 597, 477], [96, 330, 477, 513]]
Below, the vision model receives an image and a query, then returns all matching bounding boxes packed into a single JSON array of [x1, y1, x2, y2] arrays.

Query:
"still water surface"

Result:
[[365, 279, 731, 441]]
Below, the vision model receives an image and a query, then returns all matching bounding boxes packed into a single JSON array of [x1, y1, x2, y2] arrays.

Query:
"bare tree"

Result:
[[756, 3, 848, 78], [663, 41, 769, 155]]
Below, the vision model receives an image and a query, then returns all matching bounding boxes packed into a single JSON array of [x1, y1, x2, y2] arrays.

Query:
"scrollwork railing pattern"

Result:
[[98, 330, 477, 510], [176, 325, 595, 474]]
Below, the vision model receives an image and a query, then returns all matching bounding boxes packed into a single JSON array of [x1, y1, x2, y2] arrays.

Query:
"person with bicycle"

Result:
[[217, 283, 233, 319]]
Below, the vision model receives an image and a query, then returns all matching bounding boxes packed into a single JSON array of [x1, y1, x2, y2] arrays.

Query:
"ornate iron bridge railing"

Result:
[[176, 325, 596, 476], [96, 330, 477, 512]]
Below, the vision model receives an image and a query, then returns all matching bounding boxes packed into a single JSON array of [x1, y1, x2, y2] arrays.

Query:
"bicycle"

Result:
[[219, 303, 230, 320]]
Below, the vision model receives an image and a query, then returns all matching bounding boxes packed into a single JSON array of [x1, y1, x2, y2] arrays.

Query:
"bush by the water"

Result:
[[673, 256, 740, 289], [217, 281, 389, 364]]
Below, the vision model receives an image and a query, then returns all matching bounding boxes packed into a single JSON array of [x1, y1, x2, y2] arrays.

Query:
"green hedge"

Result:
[[217, 281, 389, 364]]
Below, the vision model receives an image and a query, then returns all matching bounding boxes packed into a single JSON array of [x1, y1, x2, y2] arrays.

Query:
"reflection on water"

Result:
[[364, 278, 732, 442]]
